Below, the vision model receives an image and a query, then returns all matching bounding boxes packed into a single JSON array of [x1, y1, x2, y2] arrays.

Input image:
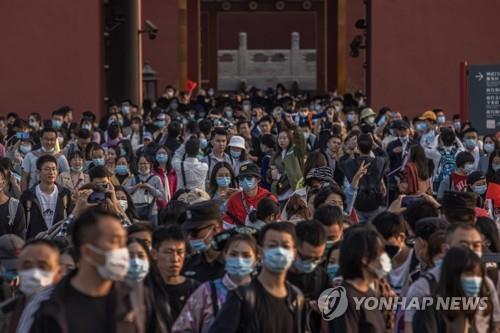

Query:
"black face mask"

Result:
[[385, 244, 400, 259]]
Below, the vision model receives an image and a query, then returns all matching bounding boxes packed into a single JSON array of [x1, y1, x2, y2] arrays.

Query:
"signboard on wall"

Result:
[[468, 64, 500, 134]]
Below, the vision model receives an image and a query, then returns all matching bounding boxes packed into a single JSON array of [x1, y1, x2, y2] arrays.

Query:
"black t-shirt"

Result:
[[287, 266, 332, 332], [330, 281, 386, 333], [254, 279, 295, 333], [0, 198, 25, 238], [162, 277, 200, 321], [65, 283, 111, 333], [182, 253, 225, 283]]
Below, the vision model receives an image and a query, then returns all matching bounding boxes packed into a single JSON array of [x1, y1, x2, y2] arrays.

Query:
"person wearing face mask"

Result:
[[207, 162, 238, 214], [466, 171, 488, 208], [125, 153, 165, 225], [224, 163, 278, 228], [359, 107, 377, 127], [126, 239, 150, 283], [182, 200, 225, 283], [286, 221, 331, 333], [152, 225, 200, 323], [437, 151, 476, 199], [462, 127, 481, 169], [86, 145, 107, 172], [173, 233, 257, 333], [0, 166, 25, 238], [386, 120, 416, 202], [57, 151, 89, 193], [152, 146, 176, 209], [314, 204, 344, 254], [29, 208, 152, 333], [21, 128, 70, 191], [372, 212, 413, 296], [479, 134, 499, 175], [486, 150, 500, 183], [0, 239, 62, 333], [208, 222, 306, 333], [344, 108, 359, 129], [416, 111, 437, 148], [329, 225, 391, 333], [227, 136, 249, 176], [115, 186, 140, 224], [413, 247, 499, 333]]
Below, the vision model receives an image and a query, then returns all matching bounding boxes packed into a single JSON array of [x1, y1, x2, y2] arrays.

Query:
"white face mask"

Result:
[[19, 268, 54, 296], [369, 252, 392, 278], [88, 245, 130, 281], [118, 199, 128, 212]]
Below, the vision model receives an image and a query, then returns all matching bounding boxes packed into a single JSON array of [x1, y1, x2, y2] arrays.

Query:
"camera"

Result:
[[145, 20, 158, 40], [87, 184, 111, 204]]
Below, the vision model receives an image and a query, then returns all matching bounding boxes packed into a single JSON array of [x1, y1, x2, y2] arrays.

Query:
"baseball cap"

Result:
[[238, 163, 261, 179], [182, 200, 221, 231], [391, 120, 410, 130], [419, 111, 437, 122], [0, 234, 25, 270]]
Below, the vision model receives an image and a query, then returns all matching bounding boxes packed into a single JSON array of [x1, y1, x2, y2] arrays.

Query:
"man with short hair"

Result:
[[30, 208, 148, 333], [287, 221, 330, 333], [152, 224, 200, 322], [63, 128, 92, 157], [440, 190, 477, 224], [20, 128, 70, 191], [209, 222, 305, 333], [314, 204, 344, 249], [20, 155, 72, 239], [127, 222, 153, 249], [0, 234, 25, 302], [0, 239, 61, 333], [203, 127, 233, 177]]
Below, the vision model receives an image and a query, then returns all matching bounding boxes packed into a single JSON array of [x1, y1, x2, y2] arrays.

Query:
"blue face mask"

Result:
[[225, 257, 254, 277], [127, 258, 149, 281], [82, 124, 92, 131], [200, 138, 209, 149], [293, 257, 318, 274], [190, 238, 209, 253], [216, 176, 231, 188], [154, 120, 166, 128], [493, 164, 500, 172], [93, 158, 105, 166], [230, 150, 241, 159], [461, 276, 482, 297], [120, 148, 127, 157], [52, 119, 62, 129], [263, 247, 294, 273], [225, 111, 233, 119], [474, 184, 487, 195], [156, 153, 168, 163], [415, 122, 427, 131], [464, 163, 475, 175], [484, 143, 495, 154], [122, 105, 130, 115], [115, 165, 128, 175], [433, 259, 443, 268], [465, 138, 477, 150], [19, 145, 31, 154], [454, 121, 461, 130], [327, 263, 339, 279], [347, 114, 355, 123], [437, 116, 446, 124], [240, 177, 257, 191]]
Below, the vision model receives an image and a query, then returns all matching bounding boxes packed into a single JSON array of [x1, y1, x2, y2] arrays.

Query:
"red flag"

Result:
[[186, 80, 197, 93]]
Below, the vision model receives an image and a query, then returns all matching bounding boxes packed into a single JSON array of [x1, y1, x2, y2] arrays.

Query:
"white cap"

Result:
[[228, 136, 246, 150]]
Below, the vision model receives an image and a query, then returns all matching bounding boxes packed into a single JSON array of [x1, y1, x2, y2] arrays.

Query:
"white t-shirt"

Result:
[[35, 185, 59, 229]]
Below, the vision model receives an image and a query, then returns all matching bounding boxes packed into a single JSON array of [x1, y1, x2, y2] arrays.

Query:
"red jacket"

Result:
[[223, 187, 277, 227]]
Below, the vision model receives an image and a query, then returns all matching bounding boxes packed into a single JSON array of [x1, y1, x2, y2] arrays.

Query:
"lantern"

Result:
[[142, 62, 158, 101]]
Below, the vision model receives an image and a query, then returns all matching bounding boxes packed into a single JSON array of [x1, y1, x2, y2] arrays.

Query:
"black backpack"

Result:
[[354, 158, 385, 212]]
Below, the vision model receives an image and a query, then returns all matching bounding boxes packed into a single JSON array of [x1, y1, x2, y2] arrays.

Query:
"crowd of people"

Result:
[[0, 84, 499, 332]]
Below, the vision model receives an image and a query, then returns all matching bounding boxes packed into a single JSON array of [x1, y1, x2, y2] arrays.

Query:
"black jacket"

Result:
[[29, 273, 147, 333], [20, 185, 71, 239], [208, 279, 306, 333]]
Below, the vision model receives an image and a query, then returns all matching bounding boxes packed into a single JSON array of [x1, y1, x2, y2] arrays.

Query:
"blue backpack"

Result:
[[435, 147, 457, 183]]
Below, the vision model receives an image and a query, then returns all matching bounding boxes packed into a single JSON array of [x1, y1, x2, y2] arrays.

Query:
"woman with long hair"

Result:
[[413, 247, 494, 332], [401, 145, 432, 195], [152, 145, 176, 209], [479, 134, 499, 175], [207, 161, 238, 213], [486, 149, 500, 183]]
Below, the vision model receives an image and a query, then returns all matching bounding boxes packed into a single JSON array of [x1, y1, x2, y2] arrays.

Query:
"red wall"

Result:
[[370, 0, 500, 118], [0, 1, 103, 119], [141, 0, 179, 94]]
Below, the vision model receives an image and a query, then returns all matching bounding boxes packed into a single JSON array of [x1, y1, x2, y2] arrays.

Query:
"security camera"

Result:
[[140, 20, 158, 40]]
